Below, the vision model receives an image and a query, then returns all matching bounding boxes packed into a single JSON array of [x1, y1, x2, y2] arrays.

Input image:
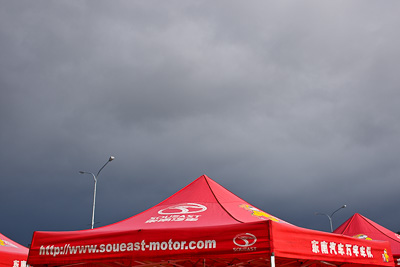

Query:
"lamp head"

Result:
[[79, 171, 85, 174], [342, 204, 347, 208], [109, 156, 115, 161]]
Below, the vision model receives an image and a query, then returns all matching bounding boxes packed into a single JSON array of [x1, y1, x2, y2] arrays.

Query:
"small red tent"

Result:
[[28, 175, 394, 266], [0, 233, 29, 267], [334, 213, 400, 266]]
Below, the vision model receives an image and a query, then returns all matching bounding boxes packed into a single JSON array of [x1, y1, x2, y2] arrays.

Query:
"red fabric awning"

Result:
[[28, 175, 394, 267], [0, 233, 28, 267], [334, 213, 400, 266]]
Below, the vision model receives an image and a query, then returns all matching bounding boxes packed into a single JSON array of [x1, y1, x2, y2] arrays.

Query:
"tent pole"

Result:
[[203, 258, 205, 267], [271, 252, 276, 267]]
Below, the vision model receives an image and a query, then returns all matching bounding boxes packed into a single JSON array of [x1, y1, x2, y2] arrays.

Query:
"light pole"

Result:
[[315, 204, 347, 232], [79, 156, 115, 229]]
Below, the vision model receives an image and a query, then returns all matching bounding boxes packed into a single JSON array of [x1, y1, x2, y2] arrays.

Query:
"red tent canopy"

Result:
[[334, 213, 400, 266], [28, 175, 394, 267], [0, 233, 29, 267]]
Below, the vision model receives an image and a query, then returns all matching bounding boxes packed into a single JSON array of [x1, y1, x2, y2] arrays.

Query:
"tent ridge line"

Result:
[[338, 212, 357, 234], [203, 176, 244, 224]]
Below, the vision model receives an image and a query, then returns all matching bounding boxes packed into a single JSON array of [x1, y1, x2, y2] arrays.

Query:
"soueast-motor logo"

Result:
[[233, 233, 257, 252], [158, 203, 208, 215]]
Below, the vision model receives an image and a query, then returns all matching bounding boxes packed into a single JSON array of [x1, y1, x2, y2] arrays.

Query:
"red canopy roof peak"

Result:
[[334, 213, 400, 257]]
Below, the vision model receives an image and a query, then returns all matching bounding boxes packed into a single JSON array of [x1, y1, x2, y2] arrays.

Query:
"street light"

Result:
[[79, 156, 115, 229], [315, 204, 347, 232]]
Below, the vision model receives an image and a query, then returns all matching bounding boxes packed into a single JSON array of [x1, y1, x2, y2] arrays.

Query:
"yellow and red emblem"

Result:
[[382, 249, 390, 263], [239, 204, 280, 222], [353, 234, 372, 240]]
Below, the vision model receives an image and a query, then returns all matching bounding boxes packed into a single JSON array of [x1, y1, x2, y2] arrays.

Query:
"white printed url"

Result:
[[39, 239, 217, 257]]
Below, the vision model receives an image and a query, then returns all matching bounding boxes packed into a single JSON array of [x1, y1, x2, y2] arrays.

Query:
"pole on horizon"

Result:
[[315, 204, 347, 232], [79, 156, 115, 229]]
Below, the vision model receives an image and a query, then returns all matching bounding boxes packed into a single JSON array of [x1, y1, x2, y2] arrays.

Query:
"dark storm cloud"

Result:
[[1, 0, 400, 246]]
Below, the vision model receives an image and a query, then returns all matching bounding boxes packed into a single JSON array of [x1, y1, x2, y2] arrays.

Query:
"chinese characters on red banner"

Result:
[[311, 240, 373, 258]]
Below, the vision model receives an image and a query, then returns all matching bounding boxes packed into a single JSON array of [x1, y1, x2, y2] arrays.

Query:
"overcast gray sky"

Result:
[[1, 1, 400, 247]]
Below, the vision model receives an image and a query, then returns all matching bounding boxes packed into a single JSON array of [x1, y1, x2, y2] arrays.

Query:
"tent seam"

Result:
[[203, 176, 245, 224]]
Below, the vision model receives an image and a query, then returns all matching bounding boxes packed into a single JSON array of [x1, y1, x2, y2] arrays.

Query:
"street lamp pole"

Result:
[[315, 204, 347, 232], [79, 156, 115, 229]]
